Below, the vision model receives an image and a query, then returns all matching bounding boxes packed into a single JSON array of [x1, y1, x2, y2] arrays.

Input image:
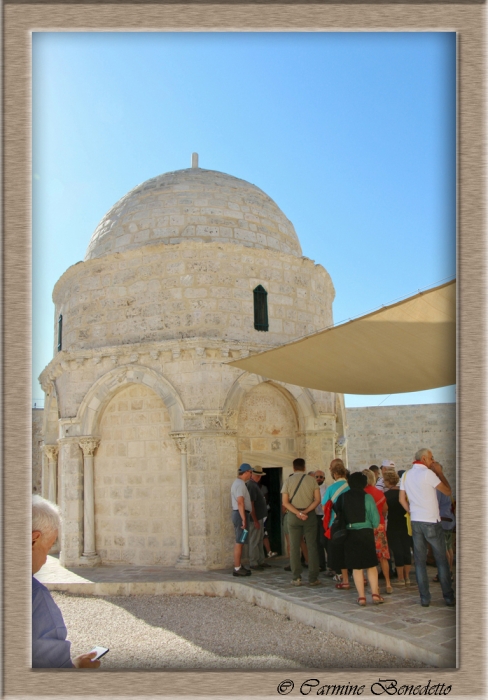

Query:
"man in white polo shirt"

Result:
[[399, 448, 455, 608]]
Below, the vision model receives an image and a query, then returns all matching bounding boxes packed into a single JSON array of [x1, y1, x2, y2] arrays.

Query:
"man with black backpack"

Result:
[[281, 458, 321, 587]]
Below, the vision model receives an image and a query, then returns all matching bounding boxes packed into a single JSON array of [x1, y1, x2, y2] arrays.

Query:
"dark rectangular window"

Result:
[[253, 285, 269, 331], [57, 314, 63, 351]]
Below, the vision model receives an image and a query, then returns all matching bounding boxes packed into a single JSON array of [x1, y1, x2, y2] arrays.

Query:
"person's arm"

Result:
[[282, 493, 308, 520], [367, 495, 380, 529], [302, 487, 321, 515], [399, 490, 410, 513], [430, 461, 451, 496], [236, 495, 246, 528]]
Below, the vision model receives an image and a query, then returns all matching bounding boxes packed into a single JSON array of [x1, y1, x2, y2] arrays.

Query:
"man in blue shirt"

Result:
[[32, 495, 101, 669]]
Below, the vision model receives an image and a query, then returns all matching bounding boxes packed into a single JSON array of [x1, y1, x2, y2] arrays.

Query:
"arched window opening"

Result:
[[253, 285, 269, 332], [57, 314, 63, 352]]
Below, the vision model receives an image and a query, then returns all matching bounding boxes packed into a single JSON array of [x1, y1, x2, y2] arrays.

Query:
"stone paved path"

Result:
[[36, 555, 456, 668]]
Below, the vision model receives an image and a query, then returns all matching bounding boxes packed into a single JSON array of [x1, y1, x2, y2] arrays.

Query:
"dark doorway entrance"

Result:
[[260, 467, 283, 556]]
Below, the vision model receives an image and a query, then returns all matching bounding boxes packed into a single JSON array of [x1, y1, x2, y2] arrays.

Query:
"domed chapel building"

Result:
[[38, 156, 347, 570]]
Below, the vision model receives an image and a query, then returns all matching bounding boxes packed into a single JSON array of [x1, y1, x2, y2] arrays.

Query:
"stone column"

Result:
[[78, 437, 101, 566], [43, 445, 59, 504], [171, 433, 190, 567]]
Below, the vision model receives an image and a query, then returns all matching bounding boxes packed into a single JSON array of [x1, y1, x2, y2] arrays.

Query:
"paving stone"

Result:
[[36, 555, 456, 667], [383, 621, 409, 630]]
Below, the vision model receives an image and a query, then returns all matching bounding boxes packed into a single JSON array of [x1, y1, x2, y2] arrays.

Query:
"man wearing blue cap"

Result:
[[231, 464, 253, 576]]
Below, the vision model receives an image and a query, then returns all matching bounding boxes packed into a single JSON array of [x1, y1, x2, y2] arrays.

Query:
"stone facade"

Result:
[[33, 400, 457, 551], [32, 409, 44, 493], [38, 165, 346, 570], [346, 403, 456, 494], [52, 241, 334, 358]]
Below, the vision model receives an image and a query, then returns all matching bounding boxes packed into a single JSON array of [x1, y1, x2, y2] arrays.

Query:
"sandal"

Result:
[[335, 582, 350, 590], [332, 574, 343, 583], [372, 594, 384, 605], [386, 586, 393, 594], [357, 597, 367, 606]]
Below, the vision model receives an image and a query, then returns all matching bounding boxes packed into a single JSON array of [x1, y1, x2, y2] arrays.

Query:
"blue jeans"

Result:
[[411, 521, 455, 605]]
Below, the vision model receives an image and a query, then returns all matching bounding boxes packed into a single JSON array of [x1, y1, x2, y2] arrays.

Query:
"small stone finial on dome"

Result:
[[191, 153, 199, 168]]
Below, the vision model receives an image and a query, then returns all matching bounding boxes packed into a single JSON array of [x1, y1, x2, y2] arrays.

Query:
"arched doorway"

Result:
[[237, 381, 299, 555]]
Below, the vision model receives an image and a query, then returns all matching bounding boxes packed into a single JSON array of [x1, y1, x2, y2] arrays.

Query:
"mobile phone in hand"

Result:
[[89, 646, 109, 660]]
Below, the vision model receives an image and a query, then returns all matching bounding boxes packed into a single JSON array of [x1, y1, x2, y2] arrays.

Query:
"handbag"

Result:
[[330, 496, 348, 541]]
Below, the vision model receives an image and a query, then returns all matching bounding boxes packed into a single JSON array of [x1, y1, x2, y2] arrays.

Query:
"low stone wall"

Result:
[[346, 403, 456, 494]]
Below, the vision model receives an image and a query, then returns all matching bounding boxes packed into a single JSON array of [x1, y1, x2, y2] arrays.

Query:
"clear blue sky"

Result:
[[32, 32, 456, 408]]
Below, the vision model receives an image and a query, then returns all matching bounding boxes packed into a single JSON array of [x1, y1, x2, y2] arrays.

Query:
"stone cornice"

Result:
[[38, 339, 277, 391]]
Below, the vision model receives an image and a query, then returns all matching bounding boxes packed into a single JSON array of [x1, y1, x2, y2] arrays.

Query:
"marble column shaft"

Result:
[[78, 437, 100, 558]]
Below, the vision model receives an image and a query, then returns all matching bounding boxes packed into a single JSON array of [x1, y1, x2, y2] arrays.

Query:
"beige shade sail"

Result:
[[229, 280, 456, 395]]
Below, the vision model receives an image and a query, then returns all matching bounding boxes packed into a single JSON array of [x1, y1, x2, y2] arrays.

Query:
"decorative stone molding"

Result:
[[195, 346, 205, 357], [172, 346, 181, 360], [223, 409, 237, 430], [335, 436, 347, 456], [204, 415, 223, 430], [129, 353, 139, 363], [221, 346, 230, 358], [43, 444, 59, 461], [110, 355, 118, 366], [78, 437, 100, 456], [171, 432, 189, 454], [149, 349, 160, 360]]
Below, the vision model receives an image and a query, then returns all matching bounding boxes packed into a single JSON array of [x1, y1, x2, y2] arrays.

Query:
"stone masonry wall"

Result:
[[85, 168, 303, 260], [346, 403, 456, 494], [237, 382, 298, 460], [52, 241, 334, 356], [32, 409, 44, 493], [94, 384, 181, 566]]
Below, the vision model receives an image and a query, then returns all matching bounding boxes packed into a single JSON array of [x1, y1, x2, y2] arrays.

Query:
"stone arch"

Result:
[[223, 372, 316, 432], [236, 380, 301, 475], [76, 364, 184, 436]]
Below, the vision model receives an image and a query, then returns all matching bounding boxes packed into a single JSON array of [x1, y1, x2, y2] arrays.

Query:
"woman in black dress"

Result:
[[334, 472, 383, 606], [384, 470, 412, 586]]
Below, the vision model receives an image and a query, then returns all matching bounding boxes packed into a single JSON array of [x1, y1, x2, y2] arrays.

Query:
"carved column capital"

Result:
[[170, 432, 189, 454], [43, 444, 59, 461], [78, 437, 100, 457], [335, 436, 347, 456]]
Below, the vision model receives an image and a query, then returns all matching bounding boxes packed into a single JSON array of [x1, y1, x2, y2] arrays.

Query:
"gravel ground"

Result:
[[53, 592, 428, 670]]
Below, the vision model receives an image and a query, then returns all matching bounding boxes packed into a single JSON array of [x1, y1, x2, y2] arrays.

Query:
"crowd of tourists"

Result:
[[230, 448, 456, 609]]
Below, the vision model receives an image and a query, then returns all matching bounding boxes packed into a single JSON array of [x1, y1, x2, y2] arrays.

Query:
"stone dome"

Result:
[[85, 167, 303, 260]]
